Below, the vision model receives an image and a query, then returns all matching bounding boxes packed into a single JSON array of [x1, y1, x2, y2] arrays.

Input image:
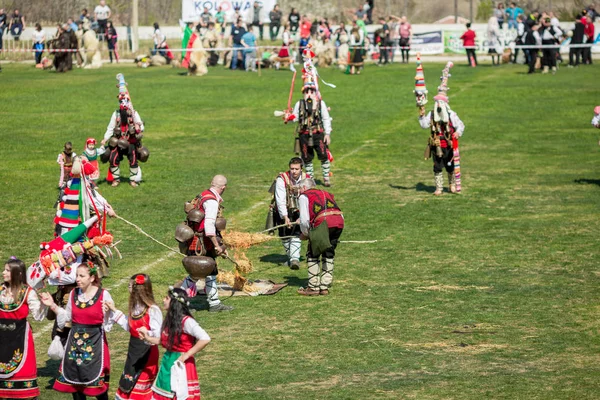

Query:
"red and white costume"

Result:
[[112, 304, 162, 399], [0, 286, 46, 399], [53, 288, 114, 397]]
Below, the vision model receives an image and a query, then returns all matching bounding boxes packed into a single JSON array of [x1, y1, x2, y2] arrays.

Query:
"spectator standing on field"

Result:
[[241, 28, 257, 71], [288, 8, 300, 34], [269, 4, 282, 41], [539, 16, 561, 74], [247, 1, 264, 41], [106, 20, 118, 63], [583, 14, 595, 64], [569, 15, 585, 67], [0, 9, 7, 51], [8, 9, 25, 41], [506, 2, 523, 30], [513, 14, 528, 63], [526, 23, 541, 74], [378, 17, 390, 65], [94, 0, 111, 42], [230, 20, 246, 70], [460, 22, 477, 66], [33, 23, 46, 65], [487, 16, 502, 66], [398, 15, 412, 63]]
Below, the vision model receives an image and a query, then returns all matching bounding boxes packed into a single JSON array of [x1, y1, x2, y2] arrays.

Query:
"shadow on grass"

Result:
[[38, 358, 60, 387], [189, 294, 210, 311], [574, 178, 600, 187], [389, 182, 435, 193], [259, 253, 288, 265], [283, 275, 307, 288]]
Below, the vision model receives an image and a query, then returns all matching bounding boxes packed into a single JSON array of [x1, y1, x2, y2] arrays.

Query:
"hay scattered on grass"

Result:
[[217, 269, 235, 286], [222, 231, 274, 249], [216, 269, 262, 293]]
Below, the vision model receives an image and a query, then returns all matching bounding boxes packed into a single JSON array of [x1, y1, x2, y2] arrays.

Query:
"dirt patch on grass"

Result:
[[404, 341, 508, 353], [414, 284, 492, 292]]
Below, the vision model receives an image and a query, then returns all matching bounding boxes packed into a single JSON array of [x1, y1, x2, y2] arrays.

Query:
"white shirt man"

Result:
[[94, 1, 111, 21]]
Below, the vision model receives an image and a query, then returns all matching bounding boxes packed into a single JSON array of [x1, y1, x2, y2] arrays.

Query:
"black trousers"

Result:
[[528, 50, 538, 73], [569, 47, 582, 66], [109, 143, 139, 170], [270, 23, 280, 40], [433, 145, 454, 174], [299, 132, 327, 164], [97, 19, 107, 40], [307, 226, 343, 259], [466, 49, 477, 66], [379, 44, 388, 64], [582, 46, 593, 64], [275, 210, 301, 237], [399, 37, 410, 62], [542, 48, 556, 67]]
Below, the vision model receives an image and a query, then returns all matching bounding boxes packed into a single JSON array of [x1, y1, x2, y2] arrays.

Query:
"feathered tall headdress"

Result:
[[414, 52, 428, 107], [434, 61, 453, 103]]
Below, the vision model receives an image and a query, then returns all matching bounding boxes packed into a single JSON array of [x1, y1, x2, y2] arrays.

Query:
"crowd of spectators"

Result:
[[1, 1, 597, 73], [459, 2, 598, 73]]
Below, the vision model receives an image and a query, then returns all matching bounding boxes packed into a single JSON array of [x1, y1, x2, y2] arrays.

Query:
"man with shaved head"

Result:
[[182, 174, 233, 312]]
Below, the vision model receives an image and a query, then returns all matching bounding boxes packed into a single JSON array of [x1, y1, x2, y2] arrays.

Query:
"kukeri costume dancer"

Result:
[[296, 179, 344, 296], [101, 73, 149, 187], [54, 157, 115, 237], [268, 157, 306, 269], [284, 47, 335, 186], [177, 175, 233, 312], [40, 263, 114, 400], [106, 274, 161, 400], [139, 288, 210, 400], [0, 258, 47, 399], [417, 61, 465, 196]]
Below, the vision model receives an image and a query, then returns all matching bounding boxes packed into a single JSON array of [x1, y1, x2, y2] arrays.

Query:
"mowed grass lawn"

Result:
[[1, 60, 599, 399]]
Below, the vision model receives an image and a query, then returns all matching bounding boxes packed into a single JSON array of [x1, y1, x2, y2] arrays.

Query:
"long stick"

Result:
[[114, 215, 185, 256], [257, 221, 299, 234], [287, 65, 297, 111]]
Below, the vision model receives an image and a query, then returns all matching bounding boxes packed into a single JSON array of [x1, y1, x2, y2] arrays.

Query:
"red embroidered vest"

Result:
[[304, 189, 344, 229]]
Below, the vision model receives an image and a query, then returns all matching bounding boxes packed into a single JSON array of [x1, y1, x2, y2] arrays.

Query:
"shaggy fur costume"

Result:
[[188, 36, 208, 76], [81, 30, 102, 69]]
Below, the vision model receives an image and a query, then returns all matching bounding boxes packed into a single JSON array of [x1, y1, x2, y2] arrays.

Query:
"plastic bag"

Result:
[[48, 335, 65, 361]]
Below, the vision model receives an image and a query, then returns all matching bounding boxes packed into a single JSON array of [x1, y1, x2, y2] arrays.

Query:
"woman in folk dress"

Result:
[[0, 257, 46, 399], [41, 262, 114, 400]]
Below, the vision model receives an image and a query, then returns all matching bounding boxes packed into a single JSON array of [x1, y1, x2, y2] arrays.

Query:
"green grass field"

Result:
[[1, 61, 600, 399]]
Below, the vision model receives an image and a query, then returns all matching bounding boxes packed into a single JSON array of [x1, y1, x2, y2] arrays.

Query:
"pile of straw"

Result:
[[216, 269, 260, 293]]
